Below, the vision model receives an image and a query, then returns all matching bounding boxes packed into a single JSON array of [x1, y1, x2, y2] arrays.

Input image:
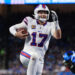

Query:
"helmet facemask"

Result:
[[38, 10, 49, 22]]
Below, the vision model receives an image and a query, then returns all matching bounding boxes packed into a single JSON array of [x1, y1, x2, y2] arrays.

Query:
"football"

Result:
[[16, 28, 28, 34]]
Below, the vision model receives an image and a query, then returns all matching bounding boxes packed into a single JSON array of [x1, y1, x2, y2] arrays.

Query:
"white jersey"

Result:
[[9, 16, 60, 57]]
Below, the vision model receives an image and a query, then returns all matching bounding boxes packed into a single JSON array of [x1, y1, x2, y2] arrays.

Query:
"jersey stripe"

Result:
[[23, 18, 28, 25], [21, 51, 31, 59], [42, 4, 46, 8], [24, 20, 28, 25]]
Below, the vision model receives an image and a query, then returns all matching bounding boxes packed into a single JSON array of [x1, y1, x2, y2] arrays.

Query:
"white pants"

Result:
[[20, 50, 44, 75]]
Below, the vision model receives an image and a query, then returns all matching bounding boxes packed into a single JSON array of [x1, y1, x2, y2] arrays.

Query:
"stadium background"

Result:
[[0, 4, 75, 75]]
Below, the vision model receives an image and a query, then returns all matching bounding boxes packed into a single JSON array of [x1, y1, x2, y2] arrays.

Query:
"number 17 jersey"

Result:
[[23, 17, 55, 57]]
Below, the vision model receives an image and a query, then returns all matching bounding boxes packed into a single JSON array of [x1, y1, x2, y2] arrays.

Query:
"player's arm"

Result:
[[9, 21, 28, 39], [52, 21, 62, 39], [51, 10, 62, 39]]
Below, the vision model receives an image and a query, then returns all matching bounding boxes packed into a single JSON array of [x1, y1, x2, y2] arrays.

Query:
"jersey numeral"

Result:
[[31, 32, 48, 47]]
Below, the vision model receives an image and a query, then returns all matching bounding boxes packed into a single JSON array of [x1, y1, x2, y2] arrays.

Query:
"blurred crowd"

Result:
[[0, 37, 74, 75], [0, 11, 75, 75]]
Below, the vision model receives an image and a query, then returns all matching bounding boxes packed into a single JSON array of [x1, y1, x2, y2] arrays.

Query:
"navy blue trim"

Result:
[[36, 20, 47, 26]]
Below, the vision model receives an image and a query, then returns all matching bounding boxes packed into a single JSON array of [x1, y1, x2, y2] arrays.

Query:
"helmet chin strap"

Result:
[[39, 18, 47, 22], [34, 14, 47, 22], [38, 15, 47, 22]]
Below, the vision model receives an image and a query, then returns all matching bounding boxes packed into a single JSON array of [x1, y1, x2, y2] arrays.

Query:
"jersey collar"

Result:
[[36, 20, 47, 26]]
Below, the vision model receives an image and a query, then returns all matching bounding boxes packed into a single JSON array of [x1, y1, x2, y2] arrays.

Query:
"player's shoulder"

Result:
[[25, 16, 33, 20], [23, 16, 33, 22], [23, 16, 34, 25]]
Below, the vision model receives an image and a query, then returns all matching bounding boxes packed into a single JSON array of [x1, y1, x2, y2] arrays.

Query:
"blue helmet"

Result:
[[63, 51, 73, 61], [71, 52, 75, 63]]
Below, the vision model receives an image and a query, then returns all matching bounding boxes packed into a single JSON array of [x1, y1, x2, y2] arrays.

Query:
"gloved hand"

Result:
[[51, 10, 58, 21]]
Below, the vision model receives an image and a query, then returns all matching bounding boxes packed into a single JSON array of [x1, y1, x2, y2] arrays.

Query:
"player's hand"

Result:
[[51, 10, 58, 21], [15, 30, 28, 39]]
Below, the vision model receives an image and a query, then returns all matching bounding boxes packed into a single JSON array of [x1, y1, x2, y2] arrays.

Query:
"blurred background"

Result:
[[0, 4, 75, 75]]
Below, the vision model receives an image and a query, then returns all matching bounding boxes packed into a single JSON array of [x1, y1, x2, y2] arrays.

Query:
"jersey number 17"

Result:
[[31, 32, 48, 47]]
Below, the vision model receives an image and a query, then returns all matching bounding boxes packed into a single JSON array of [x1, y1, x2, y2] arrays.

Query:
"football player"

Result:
[[9, 4, 61, 75], [63, 51, 75, 73]]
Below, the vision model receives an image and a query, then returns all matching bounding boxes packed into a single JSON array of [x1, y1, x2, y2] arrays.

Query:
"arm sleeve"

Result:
[[51, 21, 60, 36], [9, 21, 27, 36], [9, 16, 33, 36]]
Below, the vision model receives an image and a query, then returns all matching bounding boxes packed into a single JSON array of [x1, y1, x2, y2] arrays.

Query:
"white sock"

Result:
[[36, 58, 44, 75]]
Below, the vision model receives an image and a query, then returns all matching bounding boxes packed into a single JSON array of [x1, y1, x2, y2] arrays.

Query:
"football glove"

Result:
[[51, 10, 58, 21]]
